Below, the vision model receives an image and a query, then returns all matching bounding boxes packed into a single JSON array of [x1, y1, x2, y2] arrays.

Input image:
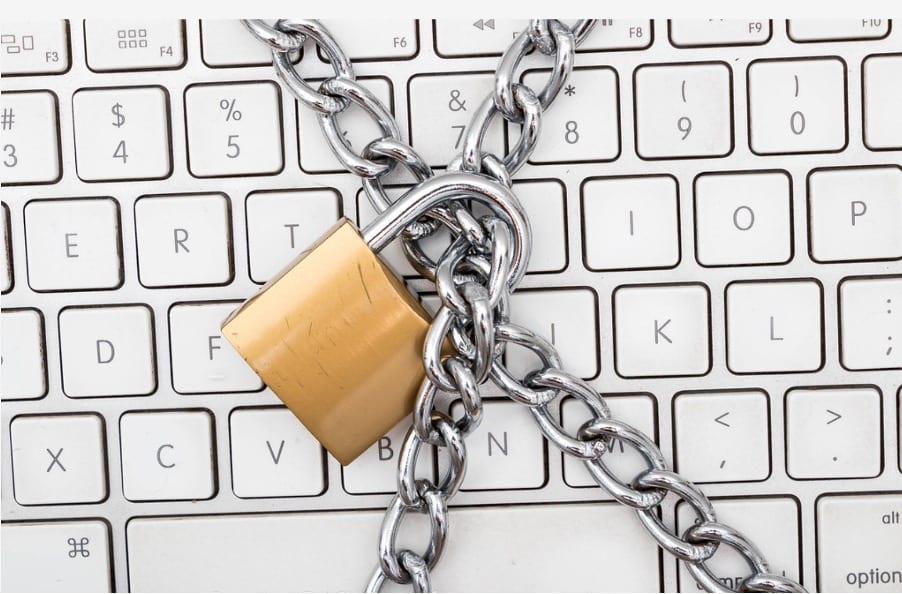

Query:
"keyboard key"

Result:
[[673, 390, 770, 483], [185, 82, 283, 177], [1, 203, 11, 291], [0, 91, 61, 184], [817, 494, 902, 592], [467, 179, 568, 274], [24, 198, 122, 291], [613, 284, 711, 377], [0, 309, 46, 400], [59, 305, 156, 397], [135, 193, 233, 287], [356, 188, 454, 278], [582, 175, 679, 270], [246, 189, 341, 283], [579, 19, 653, 51], [230, 408, 325, 498], [1, 520, 112, 592], [748, 58, 847, 154], [634, 62, 732, 159], [201, 19, 297, 67], [808, 166, 902, 262], [840, 277, 902, 370], [169, 302, 263, 394], [517, 67, 619, 164], [676, 497, 800, 592], [451, 400, 545, 491], [669, 19, 771, 47], [561, 393, 657, 488], [509, 180, 567, 273], [434, 19, 527, 57], [72, 86, 171, 181], [318, 19, 417, 60], [694, 171, 792, 266], [726, 280, 823, 373], [786, 387, 882, 479], [863, 54, 902, 150], [788, 19, 890, 42], [84, 20, 185, 71], [817, 493, 902, 592], [299, 77, 392, 173], [408, 73, 504, 167], [341, 414, 434, 494], [506, 289, 598, 379], [120, 410, 216, 501], [126, 504, 660, 592], [435, 19, 652, 57], [10, 414, 107, 505], [0, 20, 70, 75]]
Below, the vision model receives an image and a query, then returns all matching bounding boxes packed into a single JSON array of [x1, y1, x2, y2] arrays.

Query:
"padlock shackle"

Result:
[[362, 172, 532, 287]]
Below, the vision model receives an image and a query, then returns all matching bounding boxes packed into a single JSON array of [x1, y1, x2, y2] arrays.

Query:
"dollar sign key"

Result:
[[111, 103, 125, 128]]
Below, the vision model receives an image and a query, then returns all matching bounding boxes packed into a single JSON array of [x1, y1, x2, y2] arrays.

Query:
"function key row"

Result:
[[2, 20, 894, 76]]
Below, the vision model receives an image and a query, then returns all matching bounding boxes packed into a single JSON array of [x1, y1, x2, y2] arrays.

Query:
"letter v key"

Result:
[[266, 440, 285, 464]]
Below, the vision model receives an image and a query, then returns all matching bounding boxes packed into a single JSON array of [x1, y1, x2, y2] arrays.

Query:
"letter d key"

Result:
[[222, 173, 529, 465]]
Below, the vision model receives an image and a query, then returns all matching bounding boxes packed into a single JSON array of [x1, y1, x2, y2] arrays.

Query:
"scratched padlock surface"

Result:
[[222, 219, 432, 466]]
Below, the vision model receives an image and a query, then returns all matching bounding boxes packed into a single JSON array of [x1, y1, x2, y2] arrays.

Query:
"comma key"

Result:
[[817, 494, 902, 592]]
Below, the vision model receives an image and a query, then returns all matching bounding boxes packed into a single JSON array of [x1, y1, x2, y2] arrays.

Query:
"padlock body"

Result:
[[222, 218, 430, 465]]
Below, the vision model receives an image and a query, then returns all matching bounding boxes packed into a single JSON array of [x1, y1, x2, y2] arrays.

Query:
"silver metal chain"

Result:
[[244, 19, 807, 594]]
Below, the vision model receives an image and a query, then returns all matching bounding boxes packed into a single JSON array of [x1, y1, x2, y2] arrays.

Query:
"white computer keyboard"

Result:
[[1, 18, 900, 593]]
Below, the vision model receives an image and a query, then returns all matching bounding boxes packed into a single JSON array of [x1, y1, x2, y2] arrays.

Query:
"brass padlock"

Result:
[[222, 174, 530, 465]]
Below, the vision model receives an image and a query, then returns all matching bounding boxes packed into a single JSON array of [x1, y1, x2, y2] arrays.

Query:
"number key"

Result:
[[408, 73, 505, 167], [72, 86, 171, 181], [0, 91, 61, 184], [514, 67, 619, 164], [634, 62, 733, 159], [298, 78, 391, 173], [748, 58, 847, 154], [185, 82, 283, 177]]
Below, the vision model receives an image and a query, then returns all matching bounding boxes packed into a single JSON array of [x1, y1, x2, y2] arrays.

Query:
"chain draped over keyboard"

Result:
[[244, 19, 806, 593], [2, 18, 901, 594]]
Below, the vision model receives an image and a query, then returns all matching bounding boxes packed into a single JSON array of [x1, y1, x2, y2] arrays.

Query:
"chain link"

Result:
[[247, 18, 807, 593]]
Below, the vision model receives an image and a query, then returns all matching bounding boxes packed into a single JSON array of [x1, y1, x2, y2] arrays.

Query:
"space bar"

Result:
[[127, 503, 660, 592]]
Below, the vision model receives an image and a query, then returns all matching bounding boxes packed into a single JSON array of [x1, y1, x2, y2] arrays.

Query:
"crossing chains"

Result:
[[244, 19, 808, 593]]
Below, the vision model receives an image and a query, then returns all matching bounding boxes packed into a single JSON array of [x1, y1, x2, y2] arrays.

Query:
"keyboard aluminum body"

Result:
[[1, 18, 901, 592]]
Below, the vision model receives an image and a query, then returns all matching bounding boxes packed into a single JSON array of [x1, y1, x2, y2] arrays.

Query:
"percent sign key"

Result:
[[185, 82, 283, 176], [220, 98, 242, 121]]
